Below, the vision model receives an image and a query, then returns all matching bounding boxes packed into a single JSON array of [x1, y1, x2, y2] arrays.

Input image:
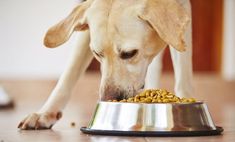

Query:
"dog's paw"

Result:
[[18, 111, 62, 130]]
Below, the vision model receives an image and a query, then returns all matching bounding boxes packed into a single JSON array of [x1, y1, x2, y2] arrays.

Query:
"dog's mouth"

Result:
[[101, 84, 145, 101], [101, 91, 128, 101]]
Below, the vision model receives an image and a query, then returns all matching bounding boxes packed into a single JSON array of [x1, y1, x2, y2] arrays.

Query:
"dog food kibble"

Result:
[[70, 122, 76, 127], [108, 89, 196, 103]]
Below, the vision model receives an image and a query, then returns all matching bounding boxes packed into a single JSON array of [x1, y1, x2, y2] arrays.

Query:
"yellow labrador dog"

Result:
[[18, 0, 193, 129]]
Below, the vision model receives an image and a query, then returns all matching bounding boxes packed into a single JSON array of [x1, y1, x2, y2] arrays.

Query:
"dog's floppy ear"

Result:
[[44, 0, 93, 48], [139, 0, 190, 51]]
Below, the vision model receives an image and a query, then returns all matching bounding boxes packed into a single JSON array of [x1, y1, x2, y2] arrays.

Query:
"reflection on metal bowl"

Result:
[[81, 101, 223, 136]]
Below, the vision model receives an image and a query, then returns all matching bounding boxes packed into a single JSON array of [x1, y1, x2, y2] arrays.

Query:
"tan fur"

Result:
[[44, 0, 93, 48], [139, 0, 190, 51]]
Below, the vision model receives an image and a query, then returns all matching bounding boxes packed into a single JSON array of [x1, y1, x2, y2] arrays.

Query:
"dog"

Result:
[[18, 0, 193, 130]]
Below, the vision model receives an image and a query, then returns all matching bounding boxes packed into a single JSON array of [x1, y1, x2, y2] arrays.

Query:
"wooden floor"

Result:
[[0, 72, 235, 142]]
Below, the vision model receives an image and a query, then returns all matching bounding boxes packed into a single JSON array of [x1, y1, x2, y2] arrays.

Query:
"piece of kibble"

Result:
[[70, 122, 76, 127], [108, 89, 197, 103]]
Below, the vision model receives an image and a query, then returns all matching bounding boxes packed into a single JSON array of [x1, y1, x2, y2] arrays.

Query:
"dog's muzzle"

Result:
[[100, 84, 145, 101], [100, 87, 126, 101]]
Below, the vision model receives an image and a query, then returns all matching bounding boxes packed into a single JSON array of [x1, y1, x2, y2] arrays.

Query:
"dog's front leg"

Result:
[[145, 50, 164, 89], [18, 31, 93, 130], [170, 44, 194, 98]]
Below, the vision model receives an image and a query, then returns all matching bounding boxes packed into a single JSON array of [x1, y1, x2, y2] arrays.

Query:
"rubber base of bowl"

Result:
[[80, 126, 223, 137]]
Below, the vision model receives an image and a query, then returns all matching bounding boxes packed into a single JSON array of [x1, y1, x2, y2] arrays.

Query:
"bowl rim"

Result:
[[99, 101, 204, 105]]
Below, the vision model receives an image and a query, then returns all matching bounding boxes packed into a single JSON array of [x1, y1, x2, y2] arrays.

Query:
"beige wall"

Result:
[[0, 0, 81, 79]]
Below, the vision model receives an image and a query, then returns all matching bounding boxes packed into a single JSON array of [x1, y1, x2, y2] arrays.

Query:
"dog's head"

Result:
[[44, 0, 190, 100]]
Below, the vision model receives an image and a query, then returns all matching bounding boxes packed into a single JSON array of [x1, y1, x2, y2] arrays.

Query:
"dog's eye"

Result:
[[120, 49, 138, 60]]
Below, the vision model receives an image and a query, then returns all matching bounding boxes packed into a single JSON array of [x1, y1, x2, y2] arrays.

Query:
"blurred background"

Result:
[[0, 0, 234, 81]]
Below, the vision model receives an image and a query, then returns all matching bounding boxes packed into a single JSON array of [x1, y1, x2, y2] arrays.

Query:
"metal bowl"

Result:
[[81, 101, 223, 136]]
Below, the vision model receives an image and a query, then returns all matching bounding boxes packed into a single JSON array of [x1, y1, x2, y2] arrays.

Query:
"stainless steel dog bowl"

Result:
[[81, 101, 223, 136]]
